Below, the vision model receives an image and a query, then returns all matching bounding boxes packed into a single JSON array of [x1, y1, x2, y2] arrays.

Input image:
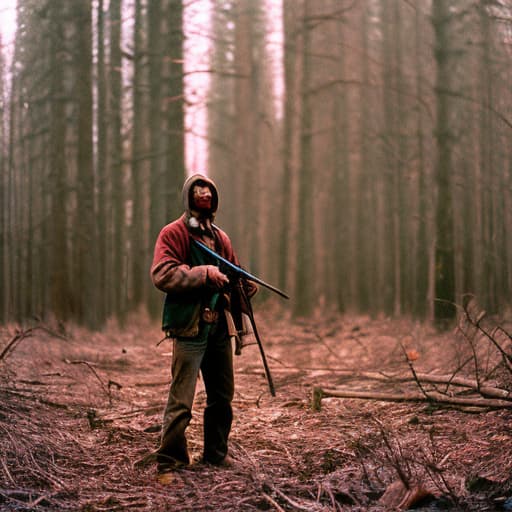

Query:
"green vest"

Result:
[[162, 242, 220, 339]]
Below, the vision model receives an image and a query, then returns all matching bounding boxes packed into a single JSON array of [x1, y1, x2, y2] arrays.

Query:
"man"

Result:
[[150, 174, 255, 473]]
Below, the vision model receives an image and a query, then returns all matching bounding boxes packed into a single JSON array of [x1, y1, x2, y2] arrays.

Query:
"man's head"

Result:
[[182, 174, 219, 219]]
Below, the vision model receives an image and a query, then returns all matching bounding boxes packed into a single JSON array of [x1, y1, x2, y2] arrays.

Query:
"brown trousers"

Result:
[[157, 321, 234, 465]]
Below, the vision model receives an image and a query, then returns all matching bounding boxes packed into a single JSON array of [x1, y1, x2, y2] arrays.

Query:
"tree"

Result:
[[130, 0, 149, 310], [293, 0, 314, 316], [96, 0, 108, 322], [0, 36, 5, 322], [432, 0, 456, 322], [147, 0, 185, 316], [47, 0, 75, 321], [74, 0, 97, 327]]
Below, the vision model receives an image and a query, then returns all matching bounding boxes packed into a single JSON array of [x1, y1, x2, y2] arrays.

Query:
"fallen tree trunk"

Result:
[[312, 387, 512, 411], [338, 372, 511, 400]]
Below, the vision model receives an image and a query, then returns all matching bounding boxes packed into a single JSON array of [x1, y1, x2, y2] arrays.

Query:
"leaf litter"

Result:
[[1, 303, 512, 511]]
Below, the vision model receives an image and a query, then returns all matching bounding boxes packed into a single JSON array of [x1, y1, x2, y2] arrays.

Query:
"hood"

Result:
[[182, 173, 219, 219]]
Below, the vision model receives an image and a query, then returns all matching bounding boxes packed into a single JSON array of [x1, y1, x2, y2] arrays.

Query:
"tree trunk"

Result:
[[162, 0, 185, 223], [232, 0, 257, 262], [147, 0, 165, 317], [414, 4, 429, 319], [48, 0, 74, 321], [74, 0, 97, 327], [279, 0, 303, 296], [432, 0, 456, 322], [109, 0, 125, 323], [293, 1, 314, 317], [0, 39, 6, 322], [130, 0, 148, 310], [96, 0, 108, 323]]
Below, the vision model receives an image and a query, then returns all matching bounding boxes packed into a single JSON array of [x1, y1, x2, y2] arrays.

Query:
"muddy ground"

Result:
[[1, 302, 512, 511]]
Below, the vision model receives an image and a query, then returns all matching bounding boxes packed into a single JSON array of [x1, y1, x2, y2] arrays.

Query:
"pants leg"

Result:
[[158, 337, 207, 464], [200, 333, 234, 463]]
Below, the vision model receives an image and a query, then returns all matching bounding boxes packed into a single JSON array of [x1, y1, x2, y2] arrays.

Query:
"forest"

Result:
[[1, 0, 511, 328], [2, 1, 512, 511]]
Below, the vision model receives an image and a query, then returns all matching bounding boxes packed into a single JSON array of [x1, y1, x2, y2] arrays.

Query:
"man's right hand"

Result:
[[206, 266, 229, 290]]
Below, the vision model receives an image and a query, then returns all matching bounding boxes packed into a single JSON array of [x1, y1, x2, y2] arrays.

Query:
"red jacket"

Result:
[[150, 174, 255, 337], [151, 213, 239, 297]]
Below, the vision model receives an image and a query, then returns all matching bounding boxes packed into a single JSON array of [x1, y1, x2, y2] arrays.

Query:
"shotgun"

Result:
[[193, 239, 288, 397], [192, 239, 290, 300]]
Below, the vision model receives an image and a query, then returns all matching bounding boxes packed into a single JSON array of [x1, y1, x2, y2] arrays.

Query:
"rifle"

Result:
[[193, 240, 290, 300], [192, 239, 289, 397]]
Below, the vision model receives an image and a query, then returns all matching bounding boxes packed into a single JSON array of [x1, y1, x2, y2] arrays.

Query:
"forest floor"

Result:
[[1, 301, 512, 511]]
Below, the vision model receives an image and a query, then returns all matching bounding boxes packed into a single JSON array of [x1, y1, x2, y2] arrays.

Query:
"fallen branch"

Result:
[[0, 325, 68, 361], [65, 359, 121, 404], [337, 372, 511, 401], [0, 330, 35, 361], [312, 387, 512, 411]]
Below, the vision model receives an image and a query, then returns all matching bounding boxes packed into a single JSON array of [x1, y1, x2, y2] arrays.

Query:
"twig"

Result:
[[0, 329, 36, 361], [319, 482, 344, 511], [373, 417, 411, 489], [262, 492, 286, 512], [441, 355, 474, 394], [400, 341, 430, 400], [0, 456, 16, 485], [272, 487, 315, 511], [29, 494, 51, 508], [65, 359, 112, 401], [463, 300, 512, 369]]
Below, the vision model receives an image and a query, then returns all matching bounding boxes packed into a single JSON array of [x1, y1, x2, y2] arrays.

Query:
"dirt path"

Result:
[[1, 307, 512, 511]]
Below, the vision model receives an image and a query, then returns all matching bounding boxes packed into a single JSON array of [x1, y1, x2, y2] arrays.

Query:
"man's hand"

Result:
[[206, 266, 229, 290]]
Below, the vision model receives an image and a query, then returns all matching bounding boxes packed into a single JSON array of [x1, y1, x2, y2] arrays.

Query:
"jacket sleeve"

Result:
[[151, 223, 209, 295]]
